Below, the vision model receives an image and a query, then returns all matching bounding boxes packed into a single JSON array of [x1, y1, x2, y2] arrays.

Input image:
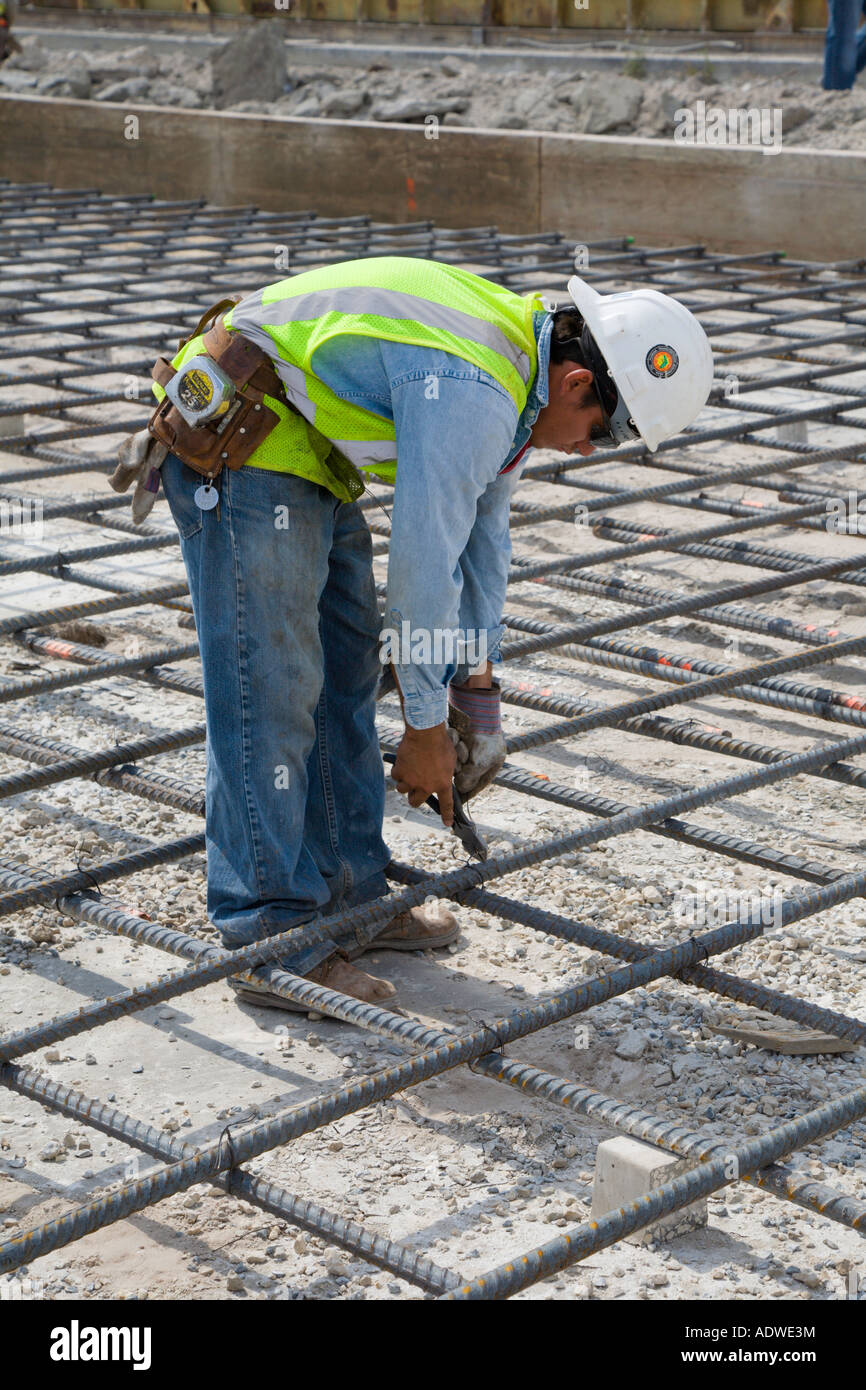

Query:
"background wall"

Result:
[[2, 94, 863, 261]]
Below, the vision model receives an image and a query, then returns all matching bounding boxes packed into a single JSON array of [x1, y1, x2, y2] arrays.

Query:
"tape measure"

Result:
[[165, 354, 236, 427]]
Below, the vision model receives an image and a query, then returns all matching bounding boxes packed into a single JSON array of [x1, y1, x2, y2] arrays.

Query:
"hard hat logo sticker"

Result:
[[646, 345, 679, 379]]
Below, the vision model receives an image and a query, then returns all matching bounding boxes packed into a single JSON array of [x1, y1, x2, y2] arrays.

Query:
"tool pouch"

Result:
[[146, 297, 285, 480]]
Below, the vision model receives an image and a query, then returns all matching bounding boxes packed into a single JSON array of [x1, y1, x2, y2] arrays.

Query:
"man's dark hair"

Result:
[[549, 306, 621, 425], [549, 307, 589, 367]]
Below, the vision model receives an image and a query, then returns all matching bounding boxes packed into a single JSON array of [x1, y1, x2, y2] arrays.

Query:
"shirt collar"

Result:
[[528, 309, 553, 419], [502, 310, 552, 466]]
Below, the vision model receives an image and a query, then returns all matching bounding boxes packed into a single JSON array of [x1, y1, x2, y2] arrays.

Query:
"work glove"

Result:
[[108, 429, 168, 524], [447, 680, 506, 801], [375, 661, 397, 703]]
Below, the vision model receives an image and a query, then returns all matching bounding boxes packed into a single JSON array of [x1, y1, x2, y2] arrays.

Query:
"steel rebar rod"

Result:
[[0, 580, 190, 636], [499, 687, 866, 788], [530, 632, 866, 731], [0, 1063, 460, 1296], [589, 515, 866, 588], [0, 725, 205, 799], [0, 835, 205, 919], [442, 1086, 866, 1299], [444, 1084, 866, 1301], [8, 835, 865, 1244], [0, 530, 179, 578], [4, 860, 865, 1276], [387, 860, 866, 1050], [509, 499, 866, 588], [4, 723, 866, 1061], [0, 642, 199, 703], [512, 563, 851, 649], [504, 548, 866, 654], [8, 635, 203, 699], [502, 631, 866, 754]]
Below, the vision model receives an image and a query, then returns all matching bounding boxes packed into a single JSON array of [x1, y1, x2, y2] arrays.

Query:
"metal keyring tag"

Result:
[[194, 484, 219, 511]]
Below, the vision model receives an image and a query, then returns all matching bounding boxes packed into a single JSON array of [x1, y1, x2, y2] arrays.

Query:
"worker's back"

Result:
[[227, 256, 541, 412]]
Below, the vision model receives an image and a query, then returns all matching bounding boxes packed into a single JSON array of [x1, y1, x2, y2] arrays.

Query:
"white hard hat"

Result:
[[566, 276, 714, 452]]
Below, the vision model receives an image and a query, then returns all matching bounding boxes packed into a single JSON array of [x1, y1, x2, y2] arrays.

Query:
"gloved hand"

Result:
[[447, 680, 506, 800], [108, 429, 168, 524]]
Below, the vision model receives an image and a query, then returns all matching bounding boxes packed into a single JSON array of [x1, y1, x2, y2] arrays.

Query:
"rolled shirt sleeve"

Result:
[[383, 349, 519, 729], [450, 463, 533, 686]]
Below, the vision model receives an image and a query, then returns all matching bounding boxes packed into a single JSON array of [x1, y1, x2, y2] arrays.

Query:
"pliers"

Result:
[[382, 753, 488, 862]]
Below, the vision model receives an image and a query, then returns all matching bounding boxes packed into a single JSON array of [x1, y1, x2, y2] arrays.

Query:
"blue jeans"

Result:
[[161, 453, 391, 961], [823, 0, 866, 88]]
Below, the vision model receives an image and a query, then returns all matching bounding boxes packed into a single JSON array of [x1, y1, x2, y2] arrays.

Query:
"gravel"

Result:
[[4, 34, 866, 151]]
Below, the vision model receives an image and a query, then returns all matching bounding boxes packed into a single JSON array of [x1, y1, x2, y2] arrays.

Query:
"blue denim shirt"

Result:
[[311, 310, 552, 728]]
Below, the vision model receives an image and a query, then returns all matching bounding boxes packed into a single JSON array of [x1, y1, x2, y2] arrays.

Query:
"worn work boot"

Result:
[[230, 952, 397, 1013], [346, 903, 459, 959]]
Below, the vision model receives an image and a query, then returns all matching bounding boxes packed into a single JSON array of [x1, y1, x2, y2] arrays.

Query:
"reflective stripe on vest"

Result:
[[239, 285, 533, 385], [225, 257, 542, 483]]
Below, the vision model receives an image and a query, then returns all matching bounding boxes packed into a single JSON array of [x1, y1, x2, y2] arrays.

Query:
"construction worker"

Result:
[[112, 258, 713, 1011], [822, 0, 866, 88]]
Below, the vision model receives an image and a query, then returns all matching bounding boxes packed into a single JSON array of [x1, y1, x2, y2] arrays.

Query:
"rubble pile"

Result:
[[4, 27, 866, 151]]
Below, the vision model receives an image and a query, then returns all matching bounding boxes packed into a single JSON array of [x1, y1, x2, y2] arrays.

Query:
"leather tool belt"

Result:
[[146, 296, 287, 480]]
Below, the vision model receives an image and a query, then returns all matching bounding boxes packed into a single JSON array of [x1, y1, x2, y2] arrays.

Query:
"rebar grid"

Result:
[[1, 182, 865, 1301]]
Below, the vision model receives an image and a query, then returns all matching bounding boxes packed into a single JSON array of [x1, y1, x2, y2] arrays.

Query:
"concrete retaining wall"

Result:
[[2, 94, 864, 261]]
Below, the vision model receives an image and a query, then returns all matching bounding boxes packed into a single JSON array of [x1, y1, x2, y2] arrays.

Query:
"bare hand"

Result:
[[392, 724, 456, 826]]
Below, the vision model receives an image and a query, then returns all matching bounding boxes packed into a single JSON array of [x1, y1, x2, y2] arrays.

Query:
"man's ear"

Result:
[[561, 365, 594, 397]]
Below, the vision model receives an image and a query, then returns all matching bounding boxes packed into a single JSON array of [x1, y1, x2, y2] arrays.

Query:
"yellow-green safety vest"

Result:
[[159, 257, 543, 503]]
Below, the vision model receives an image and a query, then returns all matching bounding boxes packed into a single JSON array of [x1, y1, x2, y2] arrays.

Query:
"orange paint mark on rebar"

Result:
[[406, 176, 417, 213], [828, 629, 839, 637], [539, 687, 551, 696]]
